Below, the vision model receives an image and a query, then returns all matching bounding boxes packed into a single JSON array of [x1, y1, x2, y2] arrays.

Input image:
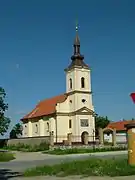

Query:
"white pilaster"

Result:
[[22, 124, 26, 137], [39, 119, 44, 136], [28, 120, 32, 137]]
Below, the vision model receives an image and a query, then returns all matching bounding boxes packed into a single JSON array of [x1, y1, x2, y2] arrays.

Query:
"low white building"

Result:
[[104, 120, 134, 144], [21, 26, 96, 144], [104, 133, 127, 143]]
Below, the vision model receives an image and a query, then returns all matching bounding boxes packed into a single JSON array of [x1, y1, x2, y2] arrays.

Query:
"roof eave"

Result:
[[64, 65, 90, 72], [21, 112, 56, 122]]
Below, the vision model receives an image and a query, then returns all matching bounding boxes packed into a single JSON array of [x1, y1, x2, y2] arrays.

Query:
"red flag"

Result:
[[130, 93, 135, 103]]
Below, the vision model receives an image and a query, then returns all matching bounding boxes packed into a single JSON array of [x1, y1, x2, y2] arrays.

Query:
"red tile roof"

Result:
[[21, 94, 67, 121], [107, 120, 135, 131]]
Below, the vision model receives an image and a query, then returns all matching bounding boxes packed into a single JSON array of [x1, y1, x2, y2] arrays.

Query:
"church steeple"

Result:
[[65, 23, 89, 72], [71, 23, 84, 60]]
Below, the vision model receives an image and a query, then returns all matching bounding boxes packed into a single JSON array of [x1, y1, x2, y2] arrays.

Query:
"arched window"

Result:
[[69, 78, 72, 89], [24, 125, 27, 135], [69, 119, 72, 128], [81, 77, 85, 88], [47, 122, 49, 132], [35, 124, 38, 133]]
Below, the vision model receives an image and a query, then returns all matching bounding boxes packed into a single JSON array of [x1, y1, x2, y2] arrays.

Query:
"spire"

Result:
[[74, 21, 80, 46], [71, 21, 84, 60], [64, 22, 89, 72]]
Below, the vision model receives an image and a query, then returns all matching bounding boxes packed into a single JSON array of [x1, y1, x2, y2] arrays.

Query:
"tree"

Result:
[[95, 115, 110, 136], [9, 129, 17, 139], [0, 87, 10, 135], [10, 123, 23, 139]]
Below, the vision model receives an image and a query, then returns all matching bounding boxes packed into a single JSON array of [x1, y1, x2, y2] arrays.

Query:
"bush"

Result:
[[0, 152, 15, 162], [44, 146, 127, 155], [4, 142, 49, 152], [104, 141, 113, 146], [24, 158, 135, 177]]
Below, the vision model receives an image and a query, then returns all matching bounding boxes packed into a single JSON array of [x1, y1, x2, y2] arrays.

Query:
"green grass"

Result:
[[24, 158, 135, 177], [43, 146, 127, 155], [0, 152, 15, 162]]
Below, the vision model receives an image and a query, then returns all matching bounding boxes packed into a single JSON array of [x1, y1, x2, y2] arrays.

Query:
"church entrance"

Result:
[[81, 131, 89, 144]]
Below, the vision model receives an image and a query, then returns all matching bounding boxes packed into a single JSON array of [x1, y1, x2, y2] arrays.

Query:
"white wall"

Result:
[[32, 121, 39, 137], [56, 97, 69, 113], [22, 117, 56, 138], [104, 132, 127, 143], [69, 93, 93, 112], [56, 115, 71, 142], [56, 94, 94, 112]]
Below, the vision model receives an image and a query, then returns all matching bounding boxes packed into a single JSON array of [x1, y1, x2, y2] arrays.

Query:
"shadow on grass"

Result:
[[0, 169, 23, 179]]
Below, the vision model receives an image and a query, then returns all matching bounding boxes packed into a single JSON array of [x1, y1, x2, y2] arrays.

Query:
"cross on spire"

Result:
[[75, 19, 78, 32]]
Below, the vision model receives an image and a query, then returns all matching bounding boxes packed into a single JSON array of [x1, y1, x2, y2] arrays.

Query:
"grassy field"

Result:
[[24, 157, 135, 177], [43, 146, 127, 155], [0, 152, 15, 162]]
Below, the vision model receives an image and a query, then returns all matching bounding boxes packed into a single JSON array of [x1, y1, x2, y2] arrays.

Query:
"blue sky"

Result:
[[0, 0, 135, 135]]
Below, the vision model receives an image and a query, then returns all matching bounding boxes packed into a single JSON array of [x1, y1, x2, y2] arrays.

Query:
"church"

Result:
[[21, 26, 96, 143]]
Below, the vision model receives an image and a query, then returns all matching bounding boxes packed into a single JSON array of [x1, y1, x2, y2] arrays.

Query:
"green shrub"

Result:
[[45, 146, 127, 155], [35, 142, 49, 151], [5, 142, 49, 152], [104, 141, 113, 146], [5, 143, 31, 151]]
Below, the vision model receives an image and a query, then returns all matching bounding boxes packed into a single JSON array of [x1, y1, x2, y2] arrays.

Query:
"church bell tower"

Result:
[[64, 24, 94, 112]]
